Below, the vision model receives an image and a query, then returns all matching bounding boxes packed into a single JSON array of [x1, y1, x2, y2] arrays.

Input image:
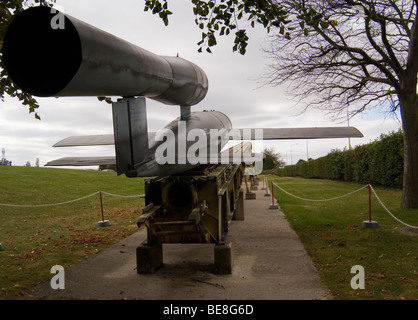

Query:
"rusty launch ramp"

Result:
[[30, 184, 330, 300]]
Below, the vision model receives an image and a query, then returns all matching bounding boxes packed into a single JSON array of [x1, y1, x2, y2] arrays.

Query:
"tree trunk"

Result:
[[399, 93, 418, 209], [399, 5, 418, 209]]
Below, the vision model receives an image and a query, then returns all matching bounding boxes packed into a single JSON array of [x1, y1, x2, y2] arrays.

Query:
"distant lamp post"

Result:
[[347, 106, 352, 150]]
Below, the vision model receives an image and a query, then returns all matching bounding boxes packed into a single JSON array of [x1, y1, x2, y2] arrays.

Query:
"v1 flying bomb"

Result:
[[3, 6, 363, 274]]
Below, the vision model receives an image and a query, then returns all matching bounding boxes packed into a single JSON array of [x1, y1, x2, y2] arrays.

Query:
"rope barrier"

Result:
[[270, 180, 418, 229], [0, 191, 145, 208], [369, 185, 418, 230], [272, 181, 368, 202], [0, 191, 100, 208], [100, 191, 145, 198], [1, 178, 416, 230]]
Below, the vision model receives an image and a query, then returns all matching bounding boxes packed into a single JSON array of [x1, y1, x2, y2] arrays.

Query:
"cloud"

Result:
[[0, 0, 402, 168]]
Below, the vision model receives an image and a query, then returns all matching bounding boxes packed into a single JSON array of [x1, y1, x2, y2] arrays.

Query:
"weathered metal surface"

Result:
[[112, 98, 235, 177], [52, 135, 115, 147], [239, 127, 363, 139], [45, 156, 116, 166], [138, 164, 243, 245], [3, 6, 208, 105], [112, 97, 149, 175]]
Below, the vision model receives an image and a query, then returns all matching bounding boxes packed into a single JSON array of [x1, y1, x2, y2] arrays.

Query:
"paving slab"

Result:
[[29, 184, 331, 300]]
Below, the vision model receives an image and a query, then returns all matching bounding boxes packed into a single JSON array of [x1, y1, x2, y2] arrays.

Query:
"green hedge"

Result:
[[277, 130, 404, 188]]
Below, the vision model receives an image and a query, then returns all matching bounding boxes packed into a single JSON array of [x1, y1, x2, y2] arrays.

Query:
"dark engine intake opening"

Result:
[[162, 179, 198, 212], [2, 6, 82, 97]]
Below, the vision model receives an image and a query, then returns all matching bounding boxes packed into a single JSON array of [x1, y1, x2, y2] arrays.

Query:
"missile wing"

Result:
[[45, 112, 363, 175], [52, 126, 362, 148], [237, 127, 363, 140], [52, 135, 114, 147], [46, 156, 116, 167]]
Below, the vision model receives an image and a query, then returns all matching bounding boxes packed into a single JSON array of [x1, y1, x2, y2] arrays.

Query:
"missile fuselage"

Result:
[[131, 109, 234, 177]]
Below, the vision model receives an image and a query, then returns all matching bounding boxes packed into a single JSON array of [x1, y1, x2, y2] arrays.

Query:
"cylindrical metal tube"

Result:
[[2, 6, 208, 105], [161, 178, 198, 212]]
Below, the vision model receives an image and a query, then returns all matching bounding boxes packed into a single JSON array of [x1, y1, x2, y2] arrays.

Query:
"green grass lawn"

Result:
[[0, 166, 145, 299], [266, 175, 417, 300], [1, 167, 416, 300]]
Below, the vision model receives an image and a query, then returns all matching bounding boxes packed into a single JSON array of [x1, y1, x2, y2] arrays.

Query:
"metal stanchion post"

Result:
[[269, 181, 278, 209], [264, 178, 270, 197], [362, 184, 378, 228], [98, 191, 111, 227]]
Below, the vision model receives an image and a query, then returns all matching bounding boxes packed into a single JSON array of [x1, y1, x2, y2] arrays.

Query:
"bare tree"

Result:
[[263, 0, 418, 209]]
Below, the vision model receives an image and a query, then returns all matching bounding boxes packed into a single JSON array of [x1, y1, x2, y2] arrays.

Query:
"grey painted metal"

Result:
[[112, 97, 149, 175], [45, 156, 115, 167], [46, 99, 363, 177], [238, 127, 364, 139], [3, 7, 208, 105], [53, 135, 115, 147], [124, 108, 233, 177], [52, 127, 362, 148], [44, 152, 260, 168], [53, 133, 157, 147]]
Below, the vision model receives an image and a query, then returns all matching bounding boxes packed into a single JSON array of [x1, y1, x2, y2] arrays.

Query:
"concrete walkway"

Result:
[[30, 183, 331, 300]]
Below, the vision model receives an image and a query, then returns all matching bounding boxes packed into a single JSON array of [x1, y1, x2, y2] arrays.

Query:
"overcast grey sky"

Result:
[[0, 0, 402, 167]]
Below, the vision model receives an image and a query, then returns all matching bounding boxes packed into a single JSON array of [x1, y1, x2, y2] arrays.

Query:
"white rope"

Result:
[[270, 180, 418, 229], [272, 181, 368, 202], [0, 191, 100, 208], [99, 191, 145, 198], [369, 185, 418, 230], [0, 191, 145, 208]]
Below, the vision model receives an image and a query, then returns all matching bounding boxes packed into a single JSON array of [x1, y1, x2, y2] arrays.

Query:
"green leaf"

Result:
[[208, 34, 217, 46], [299, 21, 305, 30], [320, 21, 329, 29]]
